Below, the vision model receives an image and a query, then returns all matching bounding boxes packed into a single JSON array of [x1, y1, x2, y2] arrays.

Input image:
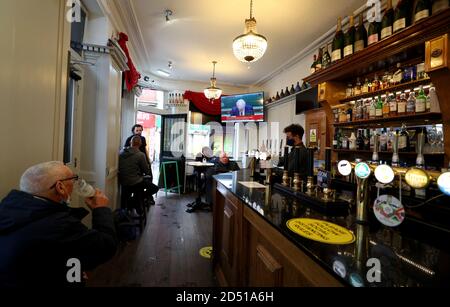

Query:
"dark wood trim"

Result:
[[304, 9, 450, 85], [333, 112, 442, 128]]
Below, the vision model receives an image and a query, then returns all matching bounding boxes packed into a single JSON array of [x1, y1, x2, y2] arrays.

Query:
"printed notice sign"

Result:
[[286, 218, 355, 245]]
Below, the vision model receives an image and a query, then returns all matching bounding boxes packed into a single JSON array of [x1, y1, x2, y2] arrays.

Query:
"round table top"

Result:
[[187, 161, 215, 167]]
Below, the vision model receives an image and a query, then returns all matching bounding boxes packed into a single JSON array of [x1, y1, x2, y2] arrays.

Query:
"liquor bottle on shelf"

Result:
[[369, 98, 376, 119], [432, 0, 450, 14], [428, 83, 441, 113], [390, 93, 398, 116], [349, 132, 357, 150], [346, 104, 353, 122], [354, 13, 367, 53], [354, 78, 362, 96], [364, 129, 371, 150], [280, 89, 285, 98], [332, 17, 344, 63], [357, 130, 365, 150], [414, 0, 430, 23], [393, 0, 412, 33], [393, 63, 403, 85], [364, 99, 370, 119], [381, 0, 394, 39], [367, 19, 380, 46], [357, 99, 364, 120], [362, 78, 370, 93], [344, 15, 356, 57], [285, 86, 291, 96], [415, 85, 426, 113], [310, 55, 317, 74], [387, 128, 394, 152], [399, 123, 410, 152], [322, 44, 331, 68], [406, 91, 416, 114], [370, 129, 375, 150], [276, 91, 281, 100], [376, 95, 383, 118], [346, 83, 353, 98], [372, 74, 380, 92], [383, 94, 391, 117], [397, 93, 407, 115], [341, 133, 349, 150], [380, 128, 388, 152], [333, 129, 341, 149], [316, 48, 323, 71]]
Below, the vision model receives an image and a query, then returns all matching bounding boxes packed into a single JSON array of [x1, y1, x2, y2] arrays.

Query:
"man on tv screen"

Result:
[[230, 99, 254, 117]]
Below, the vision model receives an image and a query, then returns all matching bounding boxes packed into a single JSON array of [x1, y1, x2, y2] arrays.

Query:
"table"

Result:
[[186, 161, 215, 213]]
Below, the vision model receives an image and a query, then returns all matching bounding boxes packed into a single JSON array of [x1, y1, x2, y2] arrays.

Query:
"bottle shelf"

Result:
[[340, 78, 431, 103], [332, 149, 445, 156], [333, 112, 442, 128], [303, 9, 450, 86]]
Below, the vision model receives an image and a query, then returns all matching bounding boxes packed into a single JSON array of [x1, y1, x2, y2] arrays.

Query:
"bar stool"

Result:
[[160, 161, 182, 197]]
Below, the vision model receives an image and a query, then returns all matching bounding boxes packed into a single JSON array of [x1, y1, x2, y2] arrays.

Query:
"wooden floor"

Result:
[[87, 193, 217, 287]]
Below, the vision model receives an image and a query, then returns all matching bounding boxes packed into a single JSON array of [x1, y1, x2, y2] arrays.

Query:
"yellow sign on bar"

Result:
[[287, 218, 355, 245]]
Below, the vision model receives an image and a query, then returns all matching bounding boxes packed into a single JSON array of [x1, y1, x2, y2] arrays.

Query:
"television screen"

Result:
[[221, 92, 264, 123]]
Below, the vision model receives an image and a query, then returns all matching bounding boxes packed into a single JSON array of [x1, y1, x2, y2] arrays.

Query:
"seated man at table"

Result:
[[204, 152, 240, 206], [119, 136, 158, 208]]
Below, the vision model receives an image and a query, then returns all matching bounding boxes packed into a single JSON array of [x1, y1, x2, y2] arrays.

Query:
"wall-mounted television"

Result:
[[221, 92, 264, 123]]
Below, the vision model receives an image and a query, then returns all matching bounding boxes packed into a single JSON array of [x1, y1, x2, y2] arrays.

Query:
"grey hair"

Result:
[[20, 161, 66, 194]]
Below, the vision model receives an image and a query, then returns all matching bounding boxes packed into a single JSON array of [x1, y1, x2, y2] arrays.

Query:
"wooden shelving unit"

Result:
[[303, 9, 450, 86], [332, 149, 445, 156], [333, 112, 442, 128], [339, 78, 431, 103]]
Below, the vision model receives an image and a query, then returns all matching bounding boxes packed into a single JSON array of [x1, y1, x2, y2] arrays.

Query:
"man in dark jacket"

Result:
[[124, 124, 150, 165], [0, 161, 117, 287]]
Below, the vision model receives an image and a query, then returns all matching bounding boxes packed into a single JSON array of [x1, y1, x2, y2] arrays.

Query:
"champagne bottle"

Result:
[[316, 48, 323, 71], [414, 0, 430, 23], [344, 15, 356, 57], [322, 44, 331, 68], [354, 13, 367, 52], [394, 0, 412, 33], [310, 55, 317, 74], [332, 17, 344, 63], [381, 0, 394, 39], [367, 20, 380, 46]]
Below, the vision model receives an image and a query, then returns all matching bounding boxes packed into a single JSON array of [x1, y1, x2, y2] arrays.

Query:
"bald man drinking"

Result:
[[0, 161, 117, 287]]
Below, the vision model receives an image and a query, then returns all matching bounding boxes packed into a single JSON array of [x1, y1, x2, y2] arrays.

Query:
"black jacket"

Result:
[[0, 190, 117, 287]]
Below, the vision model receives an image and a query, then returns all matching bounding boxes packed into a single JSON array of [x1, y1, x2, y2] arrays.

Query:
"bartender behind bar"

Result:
[[279, 124, 308, 179]]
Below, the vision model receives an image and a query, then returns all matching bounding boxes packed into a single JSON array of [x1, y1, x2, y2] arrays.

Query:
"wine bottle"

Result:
[[367, 20, 380, 46], [381, 0, 394, 39], [322, 44, 331, 68], [394, 0, 412, 33], [344, 15, 356, 57], [310, 55, 317, 74], [333, 129, 340, 149], [354, 13, 367, 52], [357, 130, 365, 150], [414, 0, 430, 23], [316, 48, 323, 71], [332, 17, 344, 63]]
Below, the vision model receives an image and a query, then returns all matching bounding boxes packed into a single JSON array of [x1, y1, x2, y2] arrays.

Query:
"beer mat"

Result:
[[239, 182, 266, 189]]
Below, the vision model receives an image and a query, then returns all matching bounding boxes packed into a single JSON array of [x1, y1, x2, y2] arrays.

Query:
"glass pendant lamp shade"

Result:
[[233, 0, 267, 63], [204, 61, 222, 100]]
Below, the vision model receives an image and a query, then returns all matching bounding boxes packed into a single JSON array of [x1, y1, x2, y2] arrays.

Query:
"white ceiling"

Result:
[[129, 0, 364, 86]]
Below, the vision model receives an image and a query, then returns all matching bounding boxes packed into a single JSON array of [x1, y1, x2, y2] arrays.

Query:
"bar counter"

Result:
[[212, 170, 450, 287]]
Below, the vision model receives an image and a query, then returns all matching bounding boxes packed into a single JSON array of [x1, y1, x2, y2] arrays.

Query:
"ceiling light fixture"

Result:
[[204, 61, 222, 101], [157, 69, 171, 77], [165, 9, 173, 22], [233, 0, 268, 63]]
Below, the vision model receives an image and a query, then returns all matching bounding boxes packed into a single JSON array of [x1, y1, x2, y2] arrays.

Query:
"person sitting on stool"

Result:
[[204, 152, 240, 206], [119, 136, 157, 208]]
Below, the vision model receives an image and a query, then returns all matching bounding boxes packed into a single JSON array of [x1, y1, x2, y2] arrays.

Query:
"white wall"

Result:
[[0, 0, 70, 199]]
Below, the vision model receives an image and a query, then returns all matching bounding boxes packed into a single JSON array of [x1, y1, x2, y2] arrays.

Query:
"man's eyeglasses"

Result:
[[50, 175, 79, 189]]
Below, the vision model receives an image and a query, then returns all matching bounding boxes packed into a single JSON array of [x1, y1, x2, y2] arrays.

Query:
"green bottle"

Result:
[[376, 95, 383, 117]]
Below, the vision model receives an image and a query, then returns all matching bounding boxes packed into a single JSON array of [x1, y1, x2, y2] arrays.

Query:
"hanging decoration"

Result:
[[117, 32, 141, 92]]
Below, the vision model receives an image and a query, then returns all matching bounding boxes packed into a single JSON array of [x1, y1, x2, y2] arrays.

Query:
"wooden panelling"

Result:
[[254, 244, 284, 287], [425, 34, 449, 72], [305, 108, 329, 161]]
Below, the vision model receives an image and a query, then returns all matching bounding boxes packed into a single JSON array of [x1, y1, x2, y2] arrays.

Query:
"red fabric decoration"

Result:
[[118, 32, 141, 92], [184, 91, 223, 116]]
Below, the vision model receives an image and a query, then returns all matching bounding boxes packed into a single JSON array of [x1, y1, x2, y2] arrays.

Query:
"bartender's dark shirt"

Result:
[[280, 144, 308, 179]]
